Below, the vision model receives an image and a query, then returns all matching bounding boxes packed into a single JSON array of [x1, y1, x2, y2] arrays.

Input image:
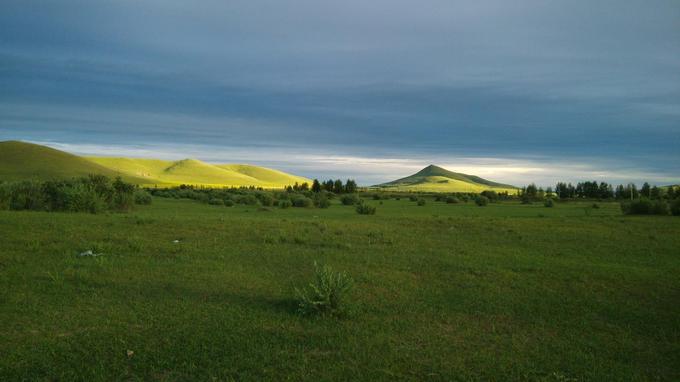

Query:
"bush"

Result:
[[671, 199, 680, 216], [340, 194, 360, 205], [256, 193, 273, 206], [295, 262, 354, 316], [278, 199, 292, 209], [591, 203, 600, 209], [224, 199, 235, 207], [417, 198, 426, 206], [134, 190, 152, 205], [408, 195, 418, 202], [208, 198, 224, 206], [356, 203, 376, 215], [475, 195, 489, 206], [315, 196, 331, 208], [651, 200, 669, 215], [292, 196, 313, 208], [621, 198, 669, 215], [446, 196, 459, 204], [544, 198, 554, 208], [238, 194, 260, 206]]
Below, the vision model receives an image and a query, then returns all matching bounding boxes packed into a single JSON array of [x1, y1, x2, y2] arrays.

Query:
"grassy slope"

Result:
[[87, 157, 311, 188], [216, 164, 310, 187], [0, 198, 678, 381], [375, 164, 518, 193], [0, 141, 148, 183]]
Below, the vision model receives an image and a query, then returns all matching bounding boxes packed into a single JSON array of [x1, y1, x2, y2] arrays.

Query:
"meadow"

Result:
[[1, 196, 679, 381]]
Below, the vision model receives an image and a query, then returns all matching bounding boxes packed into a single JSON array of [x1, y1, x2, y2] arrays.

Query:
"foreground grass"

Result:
[[1, 198, 678, 381]]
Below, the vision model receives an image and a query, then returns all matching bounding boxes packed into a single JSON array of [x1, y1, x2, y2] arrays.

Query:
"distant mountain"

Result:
[[374, 164, 517, 193], [0, 141, 310, 188]]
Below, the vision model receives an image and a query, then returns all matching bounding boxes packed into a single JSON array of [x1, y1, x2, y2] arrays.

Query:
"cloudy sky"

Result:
[[1, 0, 679, 186]]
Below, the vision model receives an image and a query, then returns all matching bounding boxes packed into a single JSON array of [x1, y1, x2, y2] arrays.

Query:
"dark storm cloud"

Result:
[[1, 0, 679, 184]]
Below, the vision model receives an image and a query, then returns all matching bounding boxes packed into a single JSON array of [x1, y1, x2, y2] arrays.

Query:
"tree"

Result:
[[641, 182, 651, 198], [525, 183, 538, 199], [333, 179, 344, 194], [311, 179, 321, 193], [344, 179, 357, 193], [650, 186, 661, 200]]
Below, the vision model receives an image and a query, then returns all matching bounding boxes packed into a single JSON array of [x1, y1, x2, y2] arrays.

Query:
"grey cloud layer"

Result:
[[1, 0, 679, 184]]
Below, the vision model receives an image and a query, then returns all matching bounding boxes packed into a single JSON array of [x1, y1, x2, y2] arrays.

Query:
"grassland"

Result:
[[0, 141, 310, 188], [1, 197, 678, 381]]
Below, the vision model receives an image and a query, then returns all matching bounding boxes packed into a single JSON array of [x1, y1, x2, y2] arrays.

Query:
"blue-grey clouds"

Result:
[[1, 0, 679, 185]]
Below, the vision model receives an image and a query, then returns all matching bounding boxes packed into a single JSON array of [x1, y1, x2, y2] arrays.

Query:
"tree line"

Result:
[[520, 181, 678, 200], [286, 179, 358, 194]]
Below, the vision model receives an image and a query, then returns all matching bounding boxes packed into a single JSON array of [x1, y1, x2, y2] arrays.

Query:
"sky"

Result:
[[1, 0, 679, 186]]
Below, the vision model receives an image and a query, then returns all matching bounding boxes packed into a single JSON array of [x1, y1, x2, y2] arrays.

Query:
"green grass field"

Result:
[[1, 197, 679, 381]]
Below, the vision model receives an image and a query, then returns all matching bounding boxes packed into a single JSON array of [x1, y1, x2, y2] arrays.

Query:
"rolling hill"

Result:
[[0, 141, 310, 188], [0, 141, 149, 183], [374, 164, 518, 193], [87, 157, 311, 188]]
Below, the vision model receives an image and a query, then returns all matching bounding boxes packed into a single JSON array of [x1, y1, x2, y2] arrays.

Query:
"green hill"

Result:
[[87, 157, 311, 188], [0, 141, 148, 183], [0, 141, 310, 188], [374, 164, 518, 193]]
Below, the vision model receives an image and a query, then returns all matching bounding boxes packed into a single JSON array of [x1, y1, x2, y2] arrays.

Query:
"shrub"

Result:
[[475, 195, 489, 206], [315, 196, 331, 208], [621, 199, 652, 215], [224, 199, 235, 207], [356, 203, 376, 215], [544, 198, 554, 208], [238, 194, 259, 206], [256, 193, 273, 206], [621, 198, 668, 215], [591, 203, 600, 209], [446, 196, 459, 204], [292, 196, 313, 208], [208, 198, 225, 206], [134, 189, 152, 205], [340, 194, 360, 205], [408, 195, 418, 202], [520, 194, 532, 204], [295, 262, 354, 316], [278, 199, 292, 209], [671, 199, 680, 216], [651, 200, 669, 215], [417, 198, 426, 206]]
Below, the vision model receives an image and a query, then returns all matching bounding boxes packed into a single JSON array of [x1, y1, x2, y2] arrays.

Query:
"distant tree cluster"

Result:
[[520, 181, 680, 216], [309, 179, 358, 194]]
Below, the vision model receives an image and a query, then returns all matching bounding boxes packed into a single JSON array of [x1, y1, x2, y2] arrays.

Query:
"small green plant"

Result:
[[446, 196, 459, 204], [417, 198, 426, 206], [544, 198, 554, 207], [224, 199, 235, 207], [295, 262, 354, 316], [356, 203, 376, 215], [278, 199, 292, 209]]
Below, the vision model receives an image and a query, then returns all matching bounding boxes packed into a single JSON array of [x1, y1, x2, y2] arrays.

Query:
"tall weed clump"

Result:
[[295, 262, 354, 316]]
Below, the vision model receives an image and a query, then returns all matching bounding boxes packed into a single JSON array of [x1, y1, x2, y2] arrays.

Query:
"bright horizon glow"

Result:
[[27, 140, 679, 188]]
